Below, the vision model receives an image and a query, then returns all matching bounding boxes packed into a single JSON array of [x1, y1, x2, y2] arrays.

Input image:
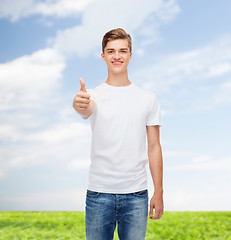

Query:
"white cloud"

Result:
[[0, 0, 94, 22], [0, 0, 33, 22], [164, 150, 231, 172], [0, 189, 86, 210], [213, 79, 231, 105], [0, 120, 90, 145], [220, 80, 231, 91], [34, 0, 95, 17], [0, 121, 91, 177], [130, 35, 231, 112], [0, 48, 65, 111], [191, 155, 212, 163], [25, 122, 90, 144], [205, 63, 231, 78], [0, 169, 4, 179], [156, 0, 181, 23], [0, 124, 20, 142], [132, 38, 231, 94], [167, 157, 231, 171], [163, 151, 195, 158], [164, 189, 231, 211], [157, 150, 231, 211], [51, 0, 180, 57], [147, 152, 231, 211], [67, 158, 91, 171]]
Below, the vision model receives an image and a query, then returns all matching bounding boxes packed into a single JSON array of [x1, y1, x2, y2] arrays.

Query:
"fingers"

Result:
[[77, 91, 91, 99], [80, 78, 86, 92], [75, 95, 90, 102], [74, 95, 90, 107], [149, 203, 154, 219], [149, 202, 163, 220], [150, 210, 163, 220], [74, 101, 90, 108], [153, 211, 163, 220]]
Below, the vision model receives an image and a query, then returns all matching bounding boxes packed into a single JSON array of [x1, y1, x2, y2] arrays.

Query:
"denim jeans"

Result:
[[85, 189, 148, 240]]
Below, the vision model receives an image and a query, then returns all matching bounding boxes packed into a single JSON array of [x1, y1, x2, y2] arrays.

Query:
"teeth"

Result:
[[113, 62, 122, 64]]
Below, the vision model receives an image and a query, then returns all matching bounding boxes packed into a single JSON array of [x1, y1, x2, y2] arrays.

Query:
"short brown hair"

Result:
[[102, 28, 132, 53]]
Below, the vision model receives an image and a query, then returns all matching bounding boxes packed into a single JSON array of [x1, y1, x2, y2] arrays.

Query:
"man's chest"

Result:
[[95, 94, 148, 126]]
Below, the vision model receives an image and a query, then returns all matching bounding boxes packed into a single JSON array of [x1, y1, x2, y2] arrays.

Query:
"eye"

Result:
[[108, 51, 113, 54]]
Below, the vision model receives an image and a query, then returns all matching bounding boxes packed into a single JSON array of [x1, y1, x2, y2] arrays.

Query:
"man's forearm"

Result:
[[148, 144, 163, 194]]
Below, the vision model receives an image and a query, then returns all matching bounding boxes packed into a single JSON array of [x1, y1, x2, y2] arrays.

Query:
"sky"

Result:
[[0, 0, 230, 211]]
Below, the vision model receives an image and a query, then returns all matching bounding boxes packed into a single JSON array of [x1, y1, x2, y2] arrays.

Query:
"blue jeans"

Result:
[[85, 189, 148, 240]]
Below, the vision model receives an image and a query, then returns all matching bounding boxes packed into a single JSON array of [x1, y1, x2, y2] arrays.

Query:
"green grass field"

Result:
[[0, 211, 230, 239]]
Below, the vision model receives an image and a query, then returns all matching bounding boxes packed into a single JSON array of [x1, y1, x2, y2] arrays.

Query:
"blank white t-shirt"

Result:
[[85, 82, 161, 194]]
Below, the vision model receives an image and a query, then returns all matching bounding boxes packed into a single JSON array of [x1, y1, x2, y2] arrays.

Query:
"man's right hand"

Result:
[[73, 78, 94, 119]]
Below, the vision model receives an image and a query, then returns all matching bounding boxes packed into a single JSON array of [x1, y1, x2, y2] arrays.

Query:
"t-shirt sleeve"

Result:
[[87, 89, 96, 102], [146, 94, 162, 126]]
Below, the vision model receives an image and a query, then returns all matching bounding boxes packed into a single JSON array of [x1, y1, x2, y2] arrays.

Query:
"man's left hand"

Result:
[[149, 192, 164, 220]]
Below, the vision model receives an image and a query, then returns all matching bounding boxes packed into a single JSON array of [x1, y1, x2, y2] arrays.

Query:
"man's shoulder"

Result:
[[89, 82, 105, 91], [86, 82, 104, 94]]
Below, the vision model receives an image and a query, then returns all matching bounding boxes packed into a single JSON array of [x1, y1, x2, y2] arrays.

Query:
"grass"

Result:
[[0, 211, 230, 239]]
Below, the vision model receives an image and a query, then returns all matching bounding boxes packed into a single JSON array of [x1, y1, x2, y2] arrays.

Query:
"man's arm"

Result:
[[146, 125, 164, 220]]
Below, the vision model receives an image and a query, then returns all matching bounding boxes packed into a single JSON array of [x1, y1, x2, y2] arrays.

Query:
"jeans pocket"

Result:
[[87, 190, 100, 198], [133, 189, 148, 197]]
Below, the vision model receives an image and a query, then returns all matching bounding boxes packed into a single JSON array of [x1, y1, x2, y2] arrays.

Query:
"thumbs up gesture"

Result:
[[80, 78, 87, 92], [73, 78, 95, 119]]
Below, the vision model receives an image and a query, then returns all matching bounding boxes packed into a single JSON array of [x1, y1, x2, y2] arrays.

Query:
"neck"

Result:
[[105, 70, 131, 87]]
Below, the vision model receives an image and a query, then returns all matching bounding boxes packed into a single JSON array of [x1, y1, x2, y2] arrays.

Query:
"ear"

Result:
[[101, 53, 105, 62], [130, 52, 132, 60]]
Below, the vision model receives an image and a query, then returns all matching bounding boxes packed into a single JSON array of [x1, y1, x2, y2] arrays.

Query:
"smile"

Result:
[[112, 61, 123, 66]]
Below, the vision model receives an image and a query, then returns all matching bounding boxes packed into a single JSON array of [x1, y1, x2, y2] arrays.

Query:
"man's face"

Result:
[[101, 39, 132, 74]]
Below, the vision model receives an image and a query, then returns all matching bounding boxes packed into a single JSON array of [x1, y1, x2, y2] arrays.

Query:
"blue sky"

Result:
[[0, 0, 230, 211]]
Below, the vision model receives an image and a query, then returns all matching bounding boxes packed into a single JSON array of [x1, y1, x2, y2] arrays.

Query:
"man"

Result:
[[73, 28, 163, 240]]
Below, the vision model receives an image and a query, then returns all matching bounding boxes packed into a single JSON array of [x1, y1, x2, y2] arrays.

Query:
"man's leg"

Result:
[[117, 189, 148, 240], [85, 190, 116, 240]]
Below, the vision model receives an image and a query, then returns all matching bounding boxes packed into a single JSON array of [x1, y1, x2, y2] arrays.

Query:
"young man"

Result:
[[73, 28, 163, 240]]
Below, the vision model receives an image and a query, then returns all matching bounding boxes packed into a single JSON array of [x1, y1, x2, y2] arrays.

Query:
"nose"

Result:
[[114, 51, 121, 59]]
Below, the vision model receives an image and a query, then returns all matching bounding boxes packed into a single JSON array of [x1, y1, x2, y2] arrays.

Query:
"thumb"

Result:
[[80, 78, 86, 92]]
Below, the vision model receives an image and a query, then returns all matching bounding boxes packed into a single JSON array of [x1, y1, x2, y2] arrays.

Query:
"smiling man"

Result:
[[73, 28, 163, 240]]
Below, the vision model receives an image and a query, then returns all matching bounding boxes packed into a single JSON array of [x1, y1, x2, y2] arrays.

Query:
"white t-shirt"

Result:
[[85, 82, 161, 194]]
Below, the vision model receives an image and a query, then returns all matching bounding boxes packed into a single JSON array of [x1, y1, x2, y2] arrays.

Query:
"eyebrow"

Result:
[[106, 48, 128, 51]]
